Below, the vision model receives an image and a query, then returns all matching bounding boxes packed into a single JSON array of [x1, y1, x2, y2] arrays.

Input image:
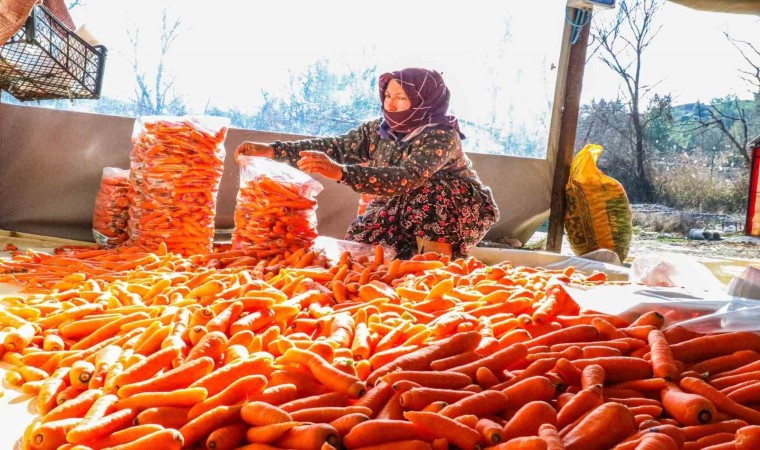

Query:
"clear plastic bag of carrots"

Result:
[[127, 116, 229, 256], [232, 156, 324, 257], [92, 167, 130, 248]]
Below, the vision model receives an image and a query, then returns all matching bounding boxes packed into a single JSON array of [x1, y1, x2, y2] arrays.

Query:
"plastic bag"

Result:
[[565, 144, 633, 262], [127, 115, 229, 256], [629, 253, 726, 293], [232, 156, 324, 257], [92, 167, 130, 248], [313, 236, 396, 265], [727, 266, 760, 301]]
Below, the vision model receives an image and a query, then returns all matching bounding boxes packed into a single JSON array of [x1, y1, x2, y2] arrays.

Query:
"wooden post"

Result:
[[546, 8, 592, 253]]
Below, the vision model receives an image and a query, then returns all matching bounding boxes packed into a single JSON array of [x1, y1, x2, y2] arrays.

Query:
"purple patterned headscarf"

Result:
[[378, 68, 465, 141]]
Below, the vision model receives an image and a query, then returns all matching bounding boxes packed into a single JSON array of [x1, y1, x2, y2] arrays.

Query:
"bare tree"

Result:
[[726, 32, 760, 90], [690, 98, 751, 165], [128, 10, 186, 116], [591, 0, 662, 202]]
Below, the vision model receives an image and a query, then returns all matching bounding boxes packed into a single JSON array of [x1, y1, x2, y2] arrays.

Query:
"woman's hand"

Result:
[[234, 141, 274, 162], [297, 151, 345, 181]]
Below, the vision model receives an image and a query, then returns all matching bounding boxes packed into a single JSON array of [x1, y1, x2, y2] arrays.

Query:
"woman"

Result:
[[235, 67, 499, 259]]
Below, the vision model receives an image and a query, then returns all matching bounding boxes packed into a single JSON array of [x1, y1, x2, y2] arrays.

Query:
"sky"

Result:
[[67, 0, 760, 130]]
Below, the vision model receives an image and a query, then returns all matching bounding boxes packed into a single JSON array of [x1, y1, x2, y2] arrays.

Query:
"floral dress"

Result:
[[271, 119, 499, 259]]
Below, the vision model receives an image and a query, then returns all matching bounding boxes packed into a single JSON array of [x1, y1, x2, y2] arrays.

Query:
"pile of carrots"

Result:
[[128, 118, 228, 256], [92, 168, 131, 248], [1, 243, 760, 449], [232, 157, 321, 260]]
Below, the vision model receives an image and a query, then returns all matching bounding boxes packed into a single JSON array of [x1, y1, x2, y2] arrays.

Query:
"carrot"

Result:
[[680, 376, 760, 425], [188, 374, 267, 419], [525, 324, 600, 349], [607, 378, 668, 392], [354, 382, 395, 418], [554, 358, 582, 386], [185, 330, 228, 362], [32, 418, 80, 450], [66, 408, 138, 444], [671, 332, 760, 364], [382, 371, 472, 390], [280, 392, 350, 413], [648, 329, 679, 381], [630, 432, 678, 450], [556, 384, 604, 429], [245, 421, 303, 444], [179, 404, 242, 448], [561, 402, 637, 450], [134, 406, 191, 429], [330, 413, 370, 436], [485, 436, 549, 450], [111, 345, 180, 389], [404, 411, 480, 449], [189, 354, 274, 396], [43, 388, 102, 423], [37, 377, 67, 415], [117, 356, 214, 397], [439, 389, 510, 418], [273, 423, 341, 450], [681, 419, 748, 441], [343, 420, 433, 448], [399, 387, 473, 411], [205, 422, 248, 450], [690, 351, 760, 378], [503, 376, 559, 410], [449, 343, 528, 380], [538, 423, 564, 450], [476, 418, 505, 445], [376, 391, 404, 420], [727, 381, 760, 405], [281, 348, 367, 398], [291, 406, 373, 423], [734, 425, 760, 449], [241, 401, 292, 426], [502, 400, 557, 440], [98, 428, 184, 450], [630, 311, 665, 329], [115, 387, 208, 410], [580, 364, 606, 389], [572, 357, 653, 383], [660, 381, 716, 426], [366, 331, 481, 385]]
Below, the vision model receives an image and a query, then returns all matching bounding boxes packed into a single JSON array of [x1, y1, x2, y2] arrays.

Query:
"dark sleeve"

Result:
[[340, 130, 458, 196], [270, 122, 374, 167]]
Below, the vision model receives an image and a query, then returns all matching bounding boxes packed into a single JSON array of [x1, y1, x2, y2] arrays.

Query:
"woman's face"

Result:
[[383, 79, 411, 113]]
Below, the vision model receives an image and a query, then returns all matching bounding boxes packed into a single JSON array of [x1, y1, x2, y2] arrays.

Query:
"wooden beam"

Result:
[[546, 8, 592, 253]]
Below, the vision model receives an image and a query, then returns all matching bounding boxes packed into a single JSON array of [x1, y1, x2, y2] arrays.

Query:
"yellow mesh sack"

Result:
[[564, 144, 633, 261]]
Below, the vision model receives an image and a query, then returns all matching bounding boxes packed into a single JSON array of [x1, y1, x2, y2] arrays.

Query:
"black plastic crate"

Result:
[[0, 5, 107, 101]]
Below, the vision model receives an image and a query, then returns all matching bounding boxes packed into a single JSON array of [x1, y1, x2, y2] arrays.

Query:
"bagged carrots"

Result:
[[127, 116, 229, 256], [232, 156, 323, 258], [92, 167, 130, 248]]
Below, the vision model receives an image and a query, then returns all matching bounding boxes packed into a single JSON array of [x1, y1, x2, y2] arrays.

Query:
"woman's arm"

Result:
[[340, 130, 459, 196], [270, 121, 375, 167]]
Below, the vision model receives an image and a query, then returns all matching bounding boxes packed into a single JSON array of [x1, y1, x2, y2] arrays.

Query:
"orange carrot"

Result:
[[134, 406, 191, 429], [561, 402, 637, 450], [241, 401, 292, 426], [188, 374, 267, 419], [179, 404, 242, 448], [404, 411, 479, 449], [117, 356, 214, 397], [661, 381, 716, 426], [648, 329, 679, 381], [502, 401, 557, 440], [680, 376, 760, 425], [98, 428, 184, 450]]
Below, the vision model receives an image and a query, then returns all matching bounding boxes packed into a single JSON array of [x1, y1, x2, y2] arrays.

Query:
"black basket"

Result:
[[0, 5, 107, 101]]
